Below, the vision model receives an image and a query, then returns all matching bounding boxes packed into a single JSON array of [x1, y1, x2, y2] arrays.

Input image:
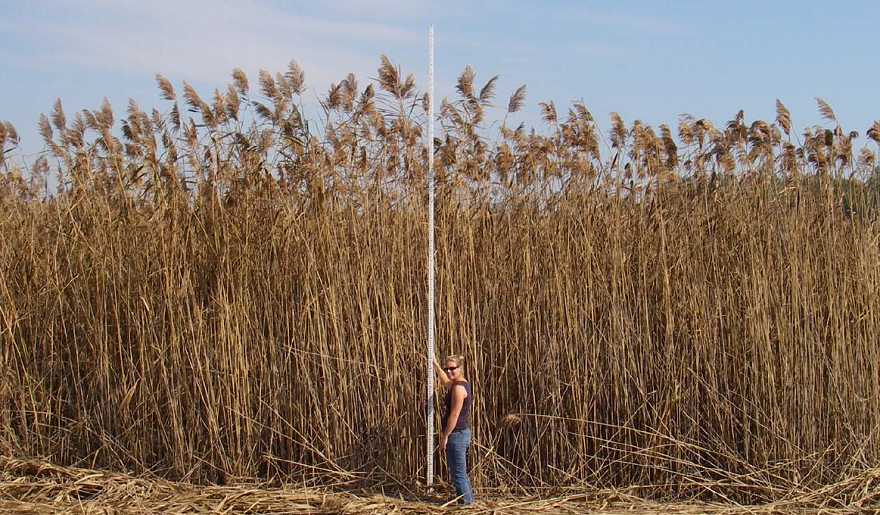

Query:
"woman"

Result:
[[433, 354, 474, 505]]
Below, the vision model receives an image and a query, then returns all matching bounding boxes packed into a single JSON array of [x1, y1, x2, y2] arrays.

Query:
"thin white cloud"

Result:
[[47, 0, 421, 43], [321, 0, 437, 18], [1, 0, 428, 100]]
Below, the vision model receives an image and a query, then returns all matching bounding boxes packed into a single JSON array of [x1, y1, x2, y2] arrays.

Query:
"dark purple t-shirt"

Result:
[[442, 381, 472, 433]]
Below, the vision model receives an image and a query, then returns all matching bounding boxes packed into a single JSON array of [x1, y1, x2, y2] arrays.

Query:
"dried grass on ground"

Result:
[[2, 457, 878, 514]]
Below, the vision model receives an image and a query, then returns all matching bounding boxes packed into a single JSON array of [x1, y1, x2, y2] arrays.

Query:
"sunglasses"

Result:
[[443, 366, 460, 373]]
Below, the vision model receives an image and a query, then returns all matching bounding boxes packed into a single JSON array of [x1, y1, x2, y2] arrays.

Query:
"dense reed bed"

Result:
[[1, 57, 880, 503]]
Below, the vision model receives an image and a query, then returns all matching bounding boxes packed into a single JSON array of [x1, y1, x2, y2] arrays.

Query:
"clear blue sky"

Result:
[[2, 0, 879, 163]]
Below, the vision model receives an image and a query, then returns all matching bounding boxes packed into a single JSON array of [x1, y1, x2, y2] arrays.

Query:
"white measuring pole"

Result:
[[426, 23, 436, 488]]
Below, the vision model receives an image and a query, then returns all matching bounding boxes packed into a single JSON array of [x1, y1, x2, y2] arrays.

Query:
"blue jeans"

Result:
[[446, 428, 473, 504]]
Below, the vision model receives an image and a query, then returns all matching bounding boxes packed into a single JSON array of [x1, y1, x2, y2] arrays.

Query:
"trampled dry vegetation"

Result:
[[2, 56, 880, 510], [3, 456, 876, 514]]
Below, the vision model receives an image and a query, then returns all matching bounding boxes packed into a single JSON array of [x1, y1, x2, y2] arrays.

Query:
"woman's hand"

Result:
[[440, 432, 448, 452]]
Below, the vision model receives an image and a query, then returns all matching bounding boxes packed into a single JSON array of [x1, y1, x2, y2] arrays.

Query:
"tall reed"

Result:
[[1, 58, 880, 502]]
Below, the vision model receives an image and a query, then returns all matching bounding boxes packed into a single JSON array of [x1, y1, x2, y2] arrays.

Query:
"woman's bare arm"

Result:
[[433, 355, 453, 388]]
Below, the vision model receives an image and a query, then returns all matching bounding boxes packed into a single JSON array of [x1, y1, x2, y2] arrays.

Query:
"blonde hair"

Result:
[[445, 354, 465, 367]]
